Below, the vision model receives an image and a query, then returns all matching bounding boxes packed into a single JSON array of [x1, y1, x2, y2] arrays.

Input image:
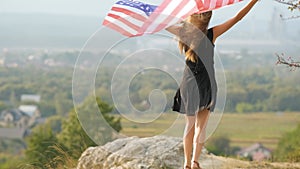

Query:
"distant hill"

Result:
[[0, 12, 299, 54], [0, 13, 102, 49]]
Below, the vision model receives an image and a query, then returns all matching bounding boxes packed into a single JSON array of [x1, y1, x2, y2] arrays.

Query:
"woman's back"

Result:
[[185, 28, 215, 76]]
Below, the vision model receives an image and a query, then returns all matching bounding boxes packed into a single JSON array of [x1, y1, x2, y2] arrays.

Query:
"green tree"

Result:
[[39, 100, 56, 117], [9, 90, 18, 106], [57, 97, 122, 159], [96, 97, 122, 133], [57, 108, 96, 159], [268, 88, 300, 111], [46, 115, 64, 134], [54, 92, 73, 116], [0, 101, 7, 113], [225, 86, 247, 112], [23, 97, 121, 167], [274, 124, 300, 162], [0, 154, 23, 169], [236, 102, 254, 113], [206, 135, 231, 156], [25, 124, 60, 168]]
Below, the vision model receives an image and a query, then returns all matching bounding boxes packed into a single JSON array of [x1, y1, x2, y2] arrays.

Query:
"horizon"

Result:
[[1, 0, 299, 52]]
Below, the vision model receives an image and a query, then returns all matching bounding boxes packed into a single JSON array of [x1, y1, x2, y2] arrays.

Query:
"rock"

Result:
[[77, 135, 300, 169], [77, 135, 210, 169]]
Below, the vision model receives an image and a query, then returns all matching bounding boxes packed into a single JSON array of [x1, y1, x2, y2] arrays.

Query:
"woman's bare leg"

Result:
[[183, 115, 195, 167], [191, 109, 209, 168]]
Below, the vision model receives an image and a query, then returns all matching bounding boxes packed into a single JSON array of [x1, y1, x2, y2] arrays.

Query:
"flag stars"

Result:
[[115, 0, 157, 16]]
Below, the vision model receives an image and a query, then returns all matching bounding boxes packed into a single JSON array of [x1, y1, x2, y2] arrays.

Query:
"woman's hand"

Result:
[[212, 0, 259, 43]]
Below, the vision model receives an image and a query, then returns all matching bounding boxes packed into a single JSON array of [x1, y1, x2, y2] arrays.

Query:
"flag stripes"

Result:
[[103, 0, 243, 37]]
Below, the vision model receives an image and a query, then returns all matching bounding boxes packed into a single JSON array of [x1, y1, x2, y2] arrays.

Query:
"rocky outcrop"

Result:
[[77, 135, 210, 169], [76, 135, 300, 169]]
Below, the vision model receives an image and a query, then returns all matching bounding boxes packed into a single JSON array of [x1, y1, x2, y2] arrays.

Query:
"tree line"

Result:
[[0, 66, 299, 118]]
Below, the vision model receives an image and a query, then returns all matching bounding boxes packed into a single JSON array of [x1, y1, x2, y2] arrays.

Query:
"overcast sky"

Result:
[[0, 0, 295, 36], [1, 0, 297, 49], [0, 0, 293, 20]]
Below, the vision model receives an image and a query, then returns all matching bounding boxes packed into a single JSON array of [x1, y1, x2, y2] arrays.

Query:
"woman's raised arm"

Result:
[[212, 0, 259, 43]]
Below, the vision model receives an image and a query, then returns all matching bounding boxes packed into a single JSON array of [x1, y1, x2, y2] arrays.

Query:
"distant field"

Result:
[[211, 112, 300, 150], [117, 112, 300, 151]]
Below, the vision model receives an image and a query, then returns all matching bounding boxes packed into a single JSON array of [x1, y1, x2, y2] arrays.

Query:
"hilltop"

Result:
[[77, 135, 300, 169]]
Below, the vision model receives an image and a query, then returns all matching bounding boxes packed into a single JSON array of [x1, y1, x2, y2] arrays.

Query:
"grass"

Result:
[[215, 155, 300, 169], [213, 112, 300, 150], [10, 112, 299, 169], [118, 112, 181, 137], [117, 112, 300, 151]]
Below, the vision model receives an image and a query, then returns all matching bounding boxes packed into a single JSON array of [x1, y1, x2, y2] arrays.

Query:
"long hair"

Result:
[[178, 11, 212, 63]]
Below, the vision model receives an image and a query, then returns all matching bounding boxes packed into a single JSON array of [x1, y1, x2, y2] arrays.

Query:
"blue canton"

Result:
[[117, 0, 157, 16]]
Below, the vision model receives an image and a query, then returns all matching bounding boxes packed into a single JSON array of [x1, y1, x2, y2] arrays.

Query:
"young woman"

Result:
[[166, 0, 259, 168]]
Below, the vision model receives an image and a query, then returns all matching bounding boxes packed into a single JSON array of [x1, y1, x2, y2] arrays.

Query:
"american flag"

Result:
[[103, 0, 242, 37], [199, 0, 243, 12]]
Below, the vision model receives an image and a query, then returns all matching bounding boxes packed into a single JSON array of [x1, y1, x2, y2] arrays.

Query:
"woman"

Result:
[[166, 0, 259, 168]]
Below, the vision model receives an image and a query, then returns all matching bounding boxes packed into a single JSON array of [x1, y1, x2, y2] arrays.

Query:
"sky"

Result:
[[0, 0, 294, 20], [0, 0, 128, 16], [0, 0, 298, 52], [1, 0, 297, 45]]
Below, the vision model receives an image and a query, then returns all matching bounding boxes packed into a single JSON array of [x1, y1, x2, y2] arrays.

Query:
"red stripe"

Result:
[[107, 13, 140, 31], [215, 0, 223, 8], [111, 7, 147, 22], [228, 0, 235, 4], [139, 0, 171, 34], [204, 0, 213, 10], [103, 19, 134, 37], [194, 0, 205, 10], [152, 0, 192, 33], [150, 0, 170, 14], [103, 0, 243, 36], [199, 0, 210, 9]]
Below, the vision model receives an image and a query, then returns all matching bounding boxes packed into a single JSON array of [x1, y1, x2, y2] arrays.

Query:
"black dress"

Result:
[[172, 28, 217, 116]]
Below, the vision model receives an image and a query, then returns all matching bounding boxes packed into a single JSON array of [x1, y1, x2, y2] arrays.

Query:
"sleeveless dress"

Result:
[[172, 28, 217, 116]]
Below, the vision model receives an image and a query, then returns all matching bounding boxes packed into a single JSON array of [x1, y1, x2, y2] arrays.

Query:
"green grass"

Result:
[[212, 112, 300, 150], [117, 112, 300, 151], [118, 112, 181, 137]]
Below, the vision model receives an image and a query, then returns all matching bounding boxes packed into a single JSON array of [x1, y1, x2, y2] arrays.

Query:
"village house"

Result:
[[0, 105, 40, 128], [236, 143, 272, 161], [18, 105, 41, 119], [0, 93, 42, 139], [20, 94, 41, 103]]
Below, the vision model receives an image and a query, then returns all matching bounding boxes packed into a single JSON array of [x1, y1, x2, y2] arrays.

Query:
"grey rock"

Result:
[[77, 135, 223, 169]]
